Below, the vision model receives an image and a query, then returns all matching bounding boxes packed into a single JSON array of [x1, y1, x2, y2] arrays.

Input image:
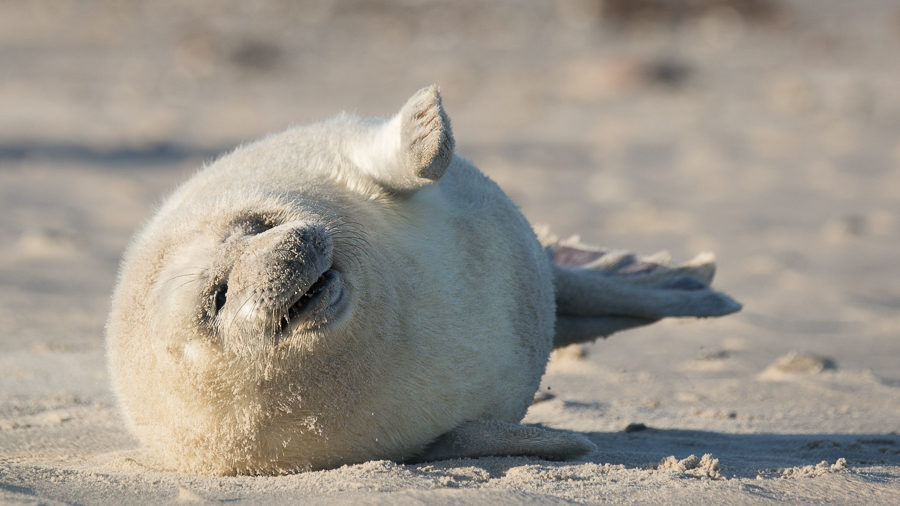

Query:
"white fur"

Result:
[[107, 86, 555, 475], [106, 86, 738, 476]]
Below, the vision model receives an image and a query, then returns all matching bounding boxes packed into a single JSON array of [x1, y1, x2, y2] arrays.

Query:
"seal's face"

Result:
[[153, 203, 356, 356], [211, 220, 344, 337]]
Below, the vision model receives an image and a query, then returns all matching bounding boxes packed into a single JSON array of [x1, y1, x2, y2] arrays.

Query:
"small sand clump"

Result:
[[779, 458, 849, 478], [656, 454, 721, 479], [759, 351, 837, 379]]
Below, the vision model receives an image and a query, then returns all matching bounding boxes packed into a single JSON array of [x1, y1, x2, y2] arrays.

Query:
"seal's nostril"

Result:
[[214, 285, 228, 311], [234, 216, 277, 236]]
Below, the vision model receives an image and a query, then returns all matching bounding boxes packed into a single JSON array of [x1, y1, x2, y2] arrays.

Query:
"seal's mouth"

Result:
[[279, 269, 345, 333]]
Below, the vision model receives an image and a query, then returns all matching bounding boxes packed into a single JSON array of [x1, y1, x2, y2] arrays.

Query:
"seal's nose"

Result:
[[241, 220, 333, 287], [225, 221, 334, 322], [250, 221, 333, 263]]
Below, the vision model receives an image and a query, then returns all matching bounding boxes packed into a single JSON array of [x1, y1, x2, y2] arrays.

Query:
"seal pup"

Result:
[[106, 86, 740, 475]]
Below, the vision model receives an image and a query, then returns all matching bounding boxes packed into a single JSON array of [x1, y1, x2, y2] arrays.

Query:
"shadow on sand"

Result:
[[0, 142, 228, 167], [578, 428, 900, 477]]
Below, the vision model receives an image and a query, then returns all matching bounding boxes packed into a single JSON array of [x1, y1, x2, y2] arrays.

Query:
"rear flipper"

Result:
[[554, 315, 660, 348], [543, 233, 742, 348], [415, 420, 597, 462]]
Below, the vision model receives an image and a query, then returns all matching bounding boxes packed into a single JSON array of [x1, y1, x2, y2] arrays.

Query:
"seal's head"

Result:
[[106, 87, 555, 475]]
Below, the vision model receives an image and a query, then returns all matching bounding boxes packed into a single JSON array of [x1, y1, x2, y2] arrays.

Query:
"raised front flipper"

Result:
[[415, 420, 597, 463], [545, 236, 742, 347]]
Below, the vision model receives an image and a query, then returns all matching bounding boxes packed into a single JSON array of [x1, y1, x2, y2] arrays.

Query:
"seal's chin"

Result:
[[280, 269, 346, 333]]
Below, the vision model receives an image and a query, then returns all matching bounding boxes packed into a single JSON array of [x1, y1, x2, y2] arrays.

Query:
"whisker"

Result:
[[158, 275, 207, 302], [225, 290, 258, 337]]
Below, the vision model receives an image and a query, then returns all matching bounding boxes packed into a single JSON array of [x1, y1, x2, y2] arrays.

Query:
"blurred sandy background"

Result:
[[1, 1, 900, 504]]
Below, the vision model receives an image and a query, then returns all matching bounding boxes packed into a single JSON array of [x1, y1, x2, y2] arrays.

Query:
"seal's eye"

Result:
[[214, 285, 228, 312]]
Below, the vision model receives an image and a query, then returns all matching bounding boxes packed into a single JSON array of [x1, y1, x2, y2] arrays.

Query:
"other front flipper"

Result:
[[416, 420, 597, 462], [544, 234, 742, 347]]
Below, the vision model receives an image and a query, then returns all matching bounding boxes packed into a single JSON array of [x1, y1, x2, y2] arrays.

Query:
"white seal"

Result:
[[106, 86, 740, 475]]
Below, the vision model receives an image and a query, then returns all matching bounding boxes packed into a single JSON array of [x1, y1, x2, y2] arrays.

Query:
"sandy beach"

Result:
[[1, 1, 899, 503]]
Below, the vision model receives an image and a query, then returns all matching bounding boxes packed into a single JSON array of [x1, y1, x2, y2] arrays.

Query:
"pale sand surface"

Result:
[[2, 1, 900, 504]]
